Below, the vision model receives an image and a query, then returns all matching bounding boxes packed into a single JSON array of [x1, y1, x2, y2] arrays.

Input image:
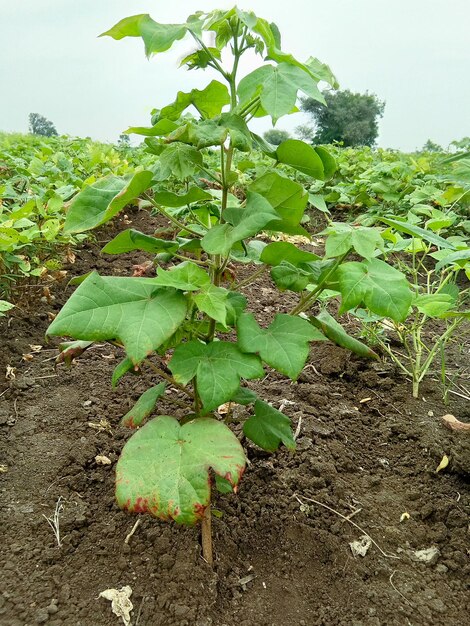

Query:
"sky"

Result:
[[1, 0, 469, 151]]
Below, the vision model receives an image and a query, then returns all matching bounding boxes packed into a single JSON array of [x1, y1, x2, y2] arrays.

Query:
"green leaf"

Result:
[[230, 386, 258, 405], [101, 14, 188, 58], [351, 228, 383, 260], [336, 259, 412, 322], [380, 218, 455, 250], [169, 341, 264, 411], [310, 310, 378, 359], [243, 400, 295, 452], [160, 81, 230, 121], [158, 144, 203, 179], [260, 242, 320, 266], [225, 291, 247, 326], [238, 63, 324, 123], [314, 147, 337, 180], [219, 113, 253, 152], [325, 224, 382, 260], [192, 285, 228, 325], [271, 262, 313, 292], [435, 248, 470, 271], [0, 300, 14, 315], [121, 383, 166, 428], [276, 139, 325, 179], [308, 193, 329, 213], [154, 187, 212, 207], [47, 273, 188, 364], [249, 172, 308, 234], [237, 313, 323, 379], [64, 171, 153, 234], [325, 226, 352, 258], [201, 192, 278, 256], [124, 119, 179, 137], [153, 262, 210, 291], [116, 416, 245, 525], [112, 357, 139, 388], [101, 229, 177, 255], [414, 293, 455, 317]]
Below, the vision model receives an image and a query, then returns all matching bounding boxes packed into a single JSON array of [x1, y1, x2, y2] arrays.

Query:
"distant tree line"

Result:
[[29, 113, 58, 137], [298, 89, 385, 147]]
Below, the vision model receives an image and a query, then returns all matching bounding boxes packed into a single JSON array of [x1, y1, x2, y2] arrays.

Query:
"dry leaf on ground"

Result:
[[99, 586, 133, 626]]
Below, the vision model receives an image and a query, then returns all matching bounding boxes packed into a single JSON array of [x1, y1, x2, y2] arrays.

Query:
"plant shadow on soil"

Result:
[[1, 209, 469, 626]]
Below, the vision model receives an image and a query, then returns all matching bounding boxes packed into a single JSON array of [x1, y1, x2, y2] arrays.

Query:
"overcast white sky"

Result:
[[1, 0, 469, 150]]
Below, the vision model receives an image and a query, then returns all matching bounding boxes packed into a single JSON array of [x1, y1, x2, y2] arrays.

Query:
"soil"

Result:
[[1, 208, 469, 626]]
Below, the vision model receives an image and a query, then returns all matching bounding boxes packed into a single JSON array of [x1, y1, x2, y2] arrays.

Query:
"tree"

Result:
[[421, 139, 443, 152], [263, 128, 291, 145], [118, 133, 131, 147], [28, 113, 58, 137], [299, 90, 384, 147]]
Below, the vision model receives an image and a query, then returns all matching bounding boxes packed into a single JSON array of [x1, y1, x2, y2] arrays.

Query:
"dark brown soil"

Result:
[[1, 209, 469, 626]]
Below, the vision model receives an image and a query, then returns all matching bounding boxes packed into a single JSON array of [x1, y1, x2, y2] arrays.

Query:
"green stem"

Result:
[[290, 250, 351, 316], [233, 264, 268, 289], [145, 195, 202, 238], [189, 31, 229, 80], [145, 360, 194, 399]]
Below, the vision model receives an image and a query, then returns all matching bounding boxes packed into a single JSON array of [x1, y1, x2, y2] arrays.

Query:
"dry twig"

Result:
[[294, 493, 399, 559]]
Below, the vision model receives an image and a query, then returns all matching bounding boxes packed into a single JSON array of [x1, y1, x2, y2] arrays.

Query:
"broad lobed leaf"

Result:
[[116, 416, 245, 525]]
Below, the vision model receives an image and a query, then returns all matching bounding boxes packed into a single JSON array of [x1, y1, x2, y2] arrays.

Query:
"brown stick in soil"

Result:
[[201, 505, 213, 566]]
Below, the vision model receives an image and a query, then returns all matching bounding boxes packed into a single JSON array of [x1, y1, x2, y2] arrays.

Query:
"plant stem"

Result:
[[233, 264, 267, 289], [145, 195, 203, 238], [145, 360, 194, 399], [201, 505, 213, 566], [290, 250, 351, 316]]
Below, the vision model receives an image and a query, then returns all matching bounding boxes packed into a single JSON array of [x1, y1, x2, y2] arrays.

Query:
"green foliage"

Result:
[[357, 220, 469, 398], [116, 415, 245, 525], [44, 5, 465, 542], [29, 113, 58, 137], [300, 89, 385, 147], [0, 132, 151, 302], [421, 139, 443, 153]]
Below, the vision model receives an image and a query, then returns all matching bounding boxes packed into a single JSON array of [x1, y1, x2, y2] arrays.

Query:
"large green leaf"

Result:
[[238, 63, 324, 123], [47, 273, 187, 364], [243, 400, 295, 452], [310, 310, 378, 359], [64, 171, 153, 233], [276, 139, 325, 179], [192, 285, 229, 325], [435, 248, 470, 271], [201, 192, 278, 256], [249, 172, 308, 233], [413, 293, 455, 317], [260, 241, 320, 266], [314, 146, 337, 180], [169, 340, 264, 411], [336, 259, 412, 322], [121, 383, 166, 428], [154, 187, 212, 207], [380, 218, 455, 250], [100, 14, 188, 58], [158, 144, 203, 179], [101, 229, 178, 255], [116, 416, 246, 525], [112, 357, 138, 388], [324, 223, 383, 260], [158, 80, 230, 121], [153, 262, 210, 291], [124, 119, 178, 137], [271, 262, 314, 292], [237, 313, 323, 379]]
